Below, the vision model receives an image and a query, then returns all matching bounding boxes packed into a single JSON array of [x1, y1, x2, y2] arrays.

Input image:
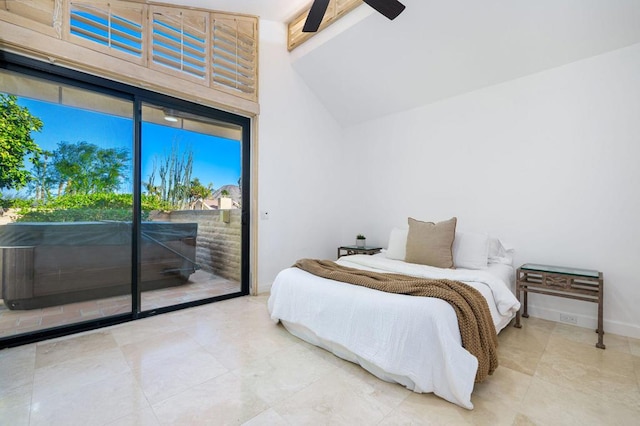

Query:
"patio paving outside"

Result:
[[0, 270, 240, 339]]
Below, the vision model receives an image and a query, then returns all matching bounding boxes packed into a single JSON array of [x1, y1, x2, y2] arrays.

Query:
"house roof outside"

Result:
[[193, 184, 241, 210]]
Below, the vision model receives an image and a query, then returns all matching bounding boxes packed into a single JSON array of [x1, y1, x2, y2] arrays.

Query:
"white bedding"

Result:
[[267, 254, 521, 409]]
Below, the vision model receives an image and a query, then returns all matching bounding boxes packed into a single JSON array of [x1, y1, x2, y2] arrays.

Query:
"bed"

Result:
[[268, 221, 520, 410]]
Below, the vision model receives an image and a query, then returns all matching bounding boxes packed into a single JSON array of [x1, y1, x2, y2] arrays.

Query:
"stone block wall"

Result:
[[152, 210, 241, 282]]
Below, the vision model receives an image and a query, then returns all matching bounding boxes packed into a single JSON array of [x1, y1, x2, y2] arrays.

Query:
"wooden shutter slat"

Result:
[[212, 66, 254, 87], [213, 38, 254, 60], [72, 11, 141, 40], [213, 23, 254, 49], [212, 74, 254, 94], [71, 4, 109, 22], [212, 60, 254, 83], [110, 15, 142, 34], [153, 10, 206, 37], [212, 49, 253, 72], [70, 26, 140, 55], [72, 3, 143, 33], [153, 44, 205, 68], [152, 30, 205, 59], [70, 25, 109, 44], [70, 2, 143, 58], [212, 58, 254, 80], [213, 24, 254, 49], [152, 55, 205, 78]]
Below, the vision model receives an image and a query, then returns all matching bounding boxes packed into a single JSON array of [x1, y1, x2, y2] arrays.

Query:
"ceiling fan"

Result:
[[302, 0, 406, 32]]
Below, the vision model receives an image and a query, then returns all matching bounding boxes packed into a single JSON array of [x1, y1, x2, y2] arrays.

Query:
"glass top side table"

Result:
[[515, 263, 605, 349], [337, 246, 382, 258]]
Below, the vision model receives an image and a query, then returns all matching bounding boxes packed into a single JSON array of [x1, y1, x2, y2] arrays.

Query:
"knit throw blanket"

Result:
[[293, 259, 499, 383]]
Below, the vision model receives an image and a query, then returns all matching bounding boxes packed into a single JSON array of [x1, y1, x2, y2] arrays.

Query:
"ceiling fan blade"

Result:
[[362, 0, 406, 20], [302, 0, 331, 32]]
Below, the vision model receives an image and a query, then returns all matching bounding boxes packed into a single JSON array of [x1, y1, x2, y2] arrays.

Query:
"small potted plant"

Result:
[[356, 234, 366, 248]]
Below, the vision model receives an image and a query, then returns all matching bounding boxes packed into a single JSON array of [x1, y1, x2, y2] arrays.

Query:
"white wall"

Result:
[[341, 43, 640, 338], [257, 20, 345, 291]]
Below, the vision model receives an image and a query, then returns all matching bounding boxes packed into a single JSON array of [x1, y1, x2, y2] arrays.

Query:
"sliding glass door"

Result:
[[0, 53, 250, 347], [0, 68, 134, 339], [139, 103, 244, 311]]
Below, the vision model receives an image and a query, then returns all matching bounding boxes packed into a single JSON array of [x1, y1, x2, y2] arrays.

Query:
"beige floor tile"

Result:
[[168, 304, 234, 330], [330, 356, 410, 412], [471, 365, 532, 406], [0, 382, 31, 406], [514, 316, 557, 333], [543, 334, 637, 376], [120, 330, 201, 367], [0, 344, 36, 398], [109, 314, 182, 347], [30, 372, 150, 426], [552, 322, 629, 352], [33, 348, 132, 400], [0, 401, 31, 426], [104, 404, 160, 426], [0, 383, 32, 426], [232, 344, 338, 406], [496, 325, 550, 376], [380, 367, 529, 425], [241, 408, 289, 426], [151, 371, 269, 425], [378, 392, 468, 425], [3, 296, 640, 425], [519, 377, 640, 426], [273, 366, 400, 425], [35, 330, 118, 368], [629, 337, 640, 357], [297, 338, 360, 369], [512, 413, 542, 425], [204, 326, 300, 370], [536, 336, 640, 411], [460, 399, 518, 426], [131, 344, 228, 404]]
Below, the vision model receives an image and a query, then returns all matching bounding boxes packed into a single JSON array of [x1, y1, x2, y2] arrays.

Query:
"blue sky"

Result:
[[18, 97, 241, 194]]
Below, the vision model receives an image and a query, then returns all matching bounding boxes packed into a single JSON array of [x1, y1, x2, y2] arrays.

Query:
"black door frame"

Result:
[[0, 51, 251, 348]]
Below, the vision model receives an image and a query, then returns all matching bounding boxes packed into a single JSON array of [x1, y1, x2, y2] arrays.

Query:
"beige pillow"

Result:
[[405, 217, 457, 268]]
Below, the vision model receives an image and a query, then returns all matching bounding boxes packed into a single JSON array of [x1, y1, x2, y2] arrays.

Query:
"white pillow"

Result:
[[488, 237, 514, 265], [385, 227, 408, 260], [452, 231, 489, 270]]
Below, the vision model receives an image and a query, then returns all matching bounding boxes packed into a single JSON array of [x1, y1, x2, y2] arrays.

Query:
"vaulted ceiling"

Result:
[[171, 0, 640, 126]]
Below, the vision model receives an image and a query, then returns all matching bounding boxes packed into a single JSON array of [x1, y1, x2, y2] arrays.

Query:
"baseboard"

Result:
[[257, 280, 274, 295], [526, 304, 640, 340]]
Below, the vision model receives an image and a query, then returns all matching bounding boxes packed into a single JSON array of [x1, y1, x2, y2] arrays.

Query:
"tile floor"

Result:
[[0, 294, 639, 425], [0, 271, 240, 338]]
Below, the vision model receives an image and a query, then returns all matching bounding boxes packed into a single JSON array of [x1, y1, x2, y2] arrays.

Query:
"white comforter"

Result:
[[267, 254, 521, 409]]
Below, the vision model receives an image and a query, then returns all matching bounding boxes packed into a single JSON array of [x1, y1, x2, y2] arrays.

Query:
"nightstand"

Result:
[[514, 263, 605, 349], [337, 245, 382, 258]]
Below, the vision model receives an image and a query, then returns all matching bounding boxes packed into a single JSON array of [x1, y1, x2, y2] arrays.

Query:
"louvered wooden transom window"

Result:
[[69, 1, 144, 60], [212, 15, 257, 97], [0, 0, 258, 102], [151, 7, 208, 81]]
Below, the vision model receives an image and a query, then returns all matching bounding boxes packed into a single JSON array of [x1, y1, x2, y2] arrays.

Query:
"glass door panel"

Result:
[[140, 103, 243, 311], [0, 69, 134, 339]]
